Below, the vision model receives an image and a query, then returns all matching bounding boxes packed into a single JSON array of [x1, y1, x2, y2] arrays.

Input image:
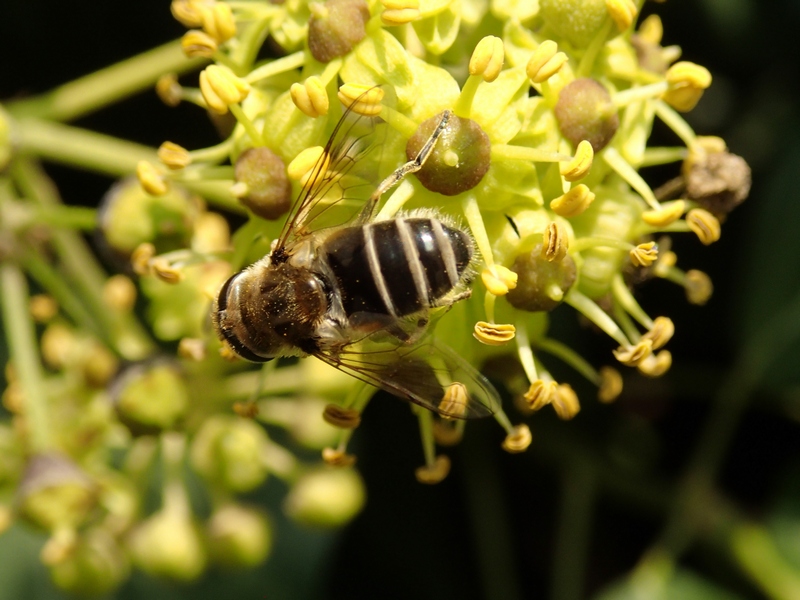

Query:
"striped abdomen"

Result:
[[321, 217, 472, 318]]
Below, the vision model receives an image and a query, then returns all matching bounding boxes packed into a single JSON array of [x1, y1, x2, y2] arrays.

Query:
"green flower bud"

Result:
[[207, 503, 273, 569], [406, 113, 491, 196], [128, 501, 207, 582], [16, 453, 97, 531], [98, 177, 203, 257], [49, 528, 130, 595], [540, 0, 609, 49], [112, 362, 189, 433], [284, 468, 365, 527], [233, 147, 292, 220], [554, 78, 619, 152], [308, 0, 370, 63], [190, 415, 270, 492], [506, 244, 577, 311]]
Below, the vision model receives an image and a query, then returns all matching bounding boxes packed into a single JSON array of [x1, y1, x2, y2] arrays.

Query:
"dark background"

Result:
[[2, 0, 800, 598]]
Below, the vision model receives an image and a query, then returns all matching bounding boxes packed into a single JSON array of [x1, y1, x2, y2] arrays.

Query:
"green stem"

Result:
[[11, 158, 156, 360], [14, 119, 243, 212], [657, 288, 800, 556], [28, 205, 97, 231], [0, 263, 52, 452], [7, 40, 206, 122]]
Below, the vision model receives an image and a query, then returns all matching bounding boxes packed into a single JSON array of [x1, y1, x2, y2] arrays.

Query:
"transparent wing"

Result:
[[275, 97, 385, 251], [313, 337, 500, 419]]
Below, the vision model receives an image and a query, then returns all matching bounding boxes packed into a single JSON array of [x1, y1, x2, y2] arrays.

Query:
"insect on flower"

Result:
[[212, 92, 500, 419]]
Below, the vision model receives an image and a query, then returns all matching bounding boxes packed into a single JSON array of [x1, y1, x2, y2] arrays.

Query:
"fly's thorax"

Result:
[[213, 260, 329, 360]]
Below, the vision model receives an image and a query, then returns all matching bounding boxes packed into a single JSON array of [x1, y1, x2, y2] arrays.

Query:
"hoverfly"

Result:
[[212, 91, 499, 419]]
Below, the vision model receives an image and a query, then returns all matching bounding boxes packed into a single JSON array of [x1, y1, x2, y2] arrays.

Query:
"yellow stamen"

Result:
[[337, 84, 384, 117], [637, 350, 672, 377], [605, 0, 638, 31], [415, 455, 451, 484], [524, 379, 557, 411], [526, 40, 568, 84], [663, 61, 712, 112], [550, 184, 595, 218], [481, 265, 518, 296], [686, 208, 721, 245], [178, 338, 206, 361], [642, 200, 685, 227], [560, 140, 594, 182], [642, 316, 674, 350], [469, 36, 505, 83], [150, 258, 184, 284], [501, 424, 532, 454], [103, 274, 137, 312], [157, 141, 192, 170], [202, 2, 236, 43], [199, 65, 250, 114], [156, 73, 182, 107], [181, 30, 218, 58], [291, 76, 330, 118], [287, 146, 330, 186], [685, 270, 713, 305], [613, 339, 653, 367], [637, 14, 663, 45], [322, 404, 362, 429], [438, 382, 469, 419], [171, 0, 207, 28], [381, 0, 420, 25], [473, 321, 516, 346], [629, 241, 659, 267], [552, 384, 580, 420], [542, 221, 569, 262], [131, 243, 156, 275], [597, 366, 623, 403], [136, 160, 168, 196]]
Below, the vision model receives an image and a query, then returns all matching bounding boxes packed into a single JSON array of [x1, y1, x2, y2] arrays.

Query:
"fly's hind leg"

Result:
[[356, 110, 453, 223]]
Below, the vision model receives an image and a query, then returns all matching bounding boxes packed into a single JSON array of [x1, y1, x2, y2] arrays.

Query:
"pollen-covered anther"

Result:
[[550, 185, 595, 218], [178, 338, 207, 361], [605, 0, 638, 31], [501, 424, 532, 454], [380, 0, 420, 25], [219, 342, 241, 361], [181, 30, 218, 58], [290, 77, 329, 118], [438, 382, 469, 419], [597, 366, 623, 403], [662, 61, 712, 112], [481, 265, 518, 296], [686, 208, 721, 245], [473, 321, 516, 346], [552, 384, 580, 420], [156, 73, 182, 107], [415, 455, 451, 484], [613, 339, 653, 367], [642, 316, 674, 350], [131, 243, 156, 276], [287, 146, 330, 186], [524, 379, 557, 411], [685, 270, 713, 305], [158, 141, 192, 170], [642, 200, 685, 227], [630, 241, 658, 268], [469, 36, 505, 83], [322, 447, 357, 467], [199, 65, 250, 115], [337, 84, 384, 117], [322, 404, 362, 429], [171, 0, 207, 28], [637, 14, 663, 45], [560, 141, 594, 182], [526, 40, 569, 84], [150, 258, 184, 284], [202, 2, 236, 43], [637, 350, 672, 377], [136, 161, 168, 196], [542, 222, 569, 262]]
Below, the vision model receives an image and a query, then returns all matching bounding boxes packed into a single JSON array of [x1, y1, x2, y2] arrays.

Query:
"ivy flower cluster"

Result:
[[0, 0, 750, 593]]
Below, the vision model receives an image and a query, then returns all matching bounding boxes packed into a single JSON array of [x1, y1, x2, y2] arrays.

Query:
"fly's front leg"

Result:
[[357, 110, 453, 222]]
